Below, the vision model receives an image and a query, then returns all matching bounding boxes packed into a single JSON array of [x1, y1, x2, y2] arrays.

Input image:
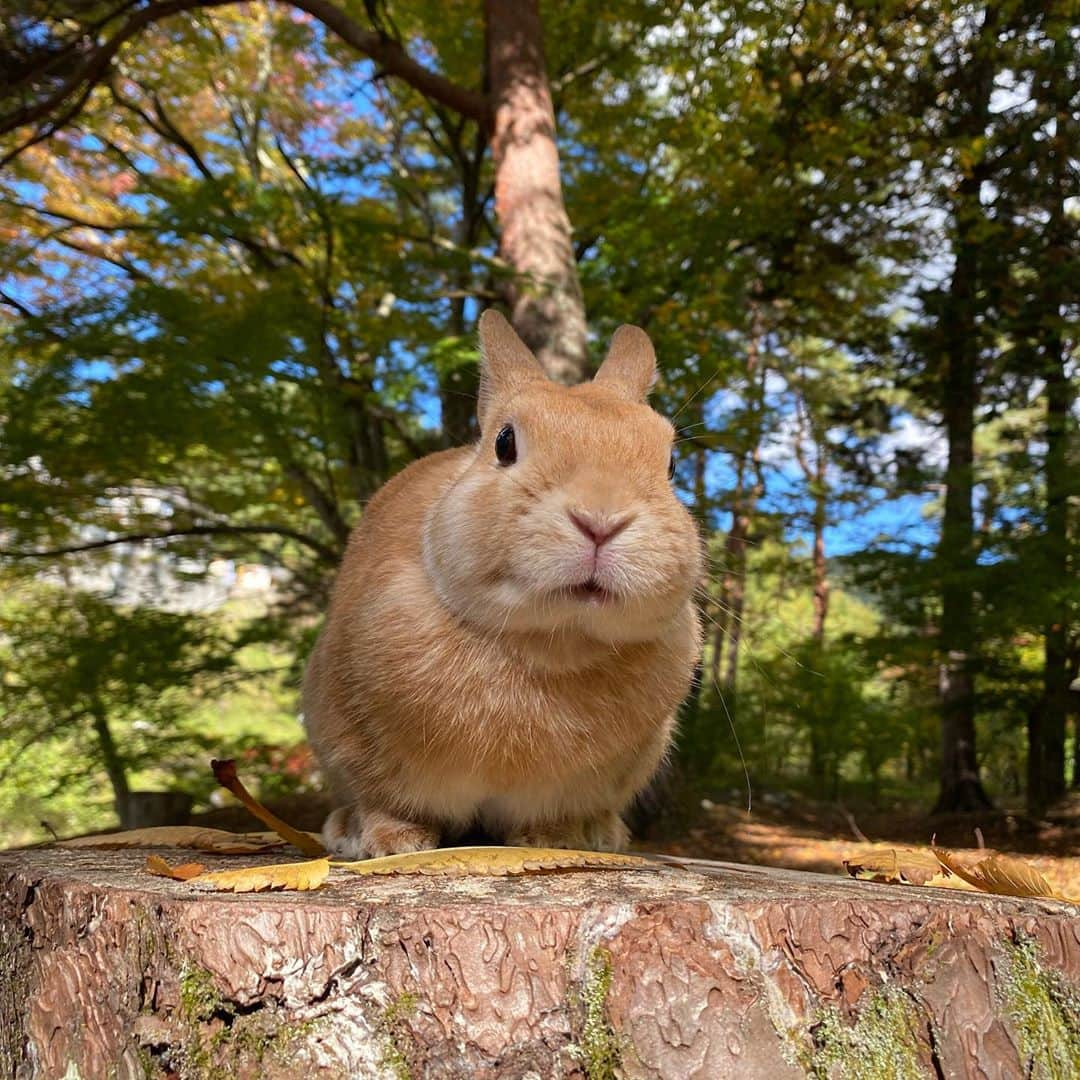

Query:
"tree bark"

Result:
[[932, 10, 995, 814], [3, 847, 1078, 1079], [486, 0, 589, 384]]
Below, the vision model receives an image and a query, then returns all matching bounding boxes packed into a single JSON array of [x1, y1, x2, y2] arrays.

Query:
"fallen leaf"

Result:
[[59, 826, 287, 854], [146, 854, 206, 881], [933, 848, 1070, 902], [211, 759, 326, 857], [843, 848, 943, 886], [335, 845, 659, 877], [191, 857, 330, 893], [923, 870, 978, 891]]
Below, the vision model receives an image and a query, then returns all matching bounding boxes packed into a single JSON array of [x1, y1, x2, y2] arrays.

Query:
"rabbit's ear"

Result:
[[477, 309, 546, 426], [593, 325, 657, 401]]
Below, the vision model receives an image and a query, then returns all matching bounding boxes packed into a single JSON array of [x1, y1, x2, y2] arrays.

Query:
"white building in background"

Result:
[[0, 475, 289, 612], [42, 548, 284, 613]]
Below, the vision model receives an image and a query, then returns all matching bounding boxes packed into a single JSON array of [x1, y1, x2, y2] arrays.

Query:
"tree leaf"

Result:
[[58, 826, 288, 854], [933, 848, 1071, 902], [335, 845, 659, 877], [146, 854, 206, 880], [843, 848, 943, 886], [190, 857, 330, 893], [923, 871, 978, 891], [211, 758, 327, 857]]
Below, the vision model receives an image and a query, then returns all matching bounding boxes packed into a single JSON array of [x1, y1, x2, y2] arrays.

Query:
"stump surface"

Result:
[[2, 847, 1078, 1079]]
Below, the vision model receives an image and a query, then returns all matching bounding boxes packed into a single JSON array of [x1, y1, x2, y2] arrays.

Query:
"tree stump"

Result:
[[2, 848, 1078, 1079]]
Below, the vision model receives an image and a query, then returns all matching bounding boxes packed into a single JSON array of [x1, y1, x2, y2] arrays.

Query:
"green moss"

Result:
[[808, 989, 924, 1080], [179, 965, 223, 1024], [999, 935, 1080, 1080], [568, 946, 625, 1080], [378, 992, 419, 1080], [175, 963, 322, 1079], [134, 1044, 160, 1080]]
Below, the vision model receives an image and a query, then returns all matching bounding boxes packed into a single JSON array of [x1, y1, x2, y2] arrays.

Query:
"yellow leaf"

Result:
[[933, 848, 1071, 903], [335, 845, 659, 877], [923, 871, 978, 892], [59, 826, 288, 854], [191, 857, 330, 893], [146, 854, 206, 881], [843, 848, 942, 886]]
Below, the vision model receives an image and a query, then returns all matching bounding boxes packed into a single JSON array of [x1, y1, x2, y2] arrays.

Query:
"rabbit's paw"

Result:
[[322, 805, 439, 859]]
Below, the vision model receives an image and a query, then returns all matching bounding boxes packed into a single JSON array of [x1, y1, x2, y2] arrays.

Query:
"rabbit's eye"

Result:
[[668, 451, 677, 480], [495, 424, 517, 466]]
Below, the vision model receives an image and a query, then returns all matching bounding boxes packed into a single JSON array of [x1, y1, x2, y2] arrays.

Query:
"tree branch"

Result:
[[0, 0, 490, 150], [289, 0, 490, 124], [0, 289, 38, 320], [0, 525, 340, 565], [284, 465, 351, 545], [0, 0, 234, 139]]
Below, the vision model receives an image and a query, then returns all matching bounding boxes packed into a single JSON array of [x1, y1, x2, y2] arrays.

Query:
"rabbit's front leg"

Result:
[[322, 804, 440, 859]]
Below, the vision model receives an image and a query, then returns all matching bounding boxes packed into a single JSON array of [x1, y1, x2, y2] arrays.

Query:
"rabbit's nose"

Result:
[[569, 509, 633, 547]]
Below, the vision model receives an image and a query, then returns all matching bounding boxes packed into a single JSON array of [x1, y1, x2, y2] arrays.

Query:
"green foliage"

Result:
[[0, 578, 301, 844]]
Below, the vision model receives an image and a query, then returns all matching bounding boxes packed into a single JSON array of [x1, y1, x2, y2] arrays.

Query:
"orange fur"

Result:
[[303, 311, 703, 858]]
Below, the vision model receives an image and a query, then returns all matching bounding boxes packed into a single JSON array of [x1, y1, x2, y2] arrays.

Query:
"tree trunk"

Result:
[[1027, 700, 1046, 815], [1037, 317, 1071, 810], [794, 385, 830, 645], [1032, 13, 1073, 809], [934, 222, 991, 813], [440, 129, 487, 447], [721, 455, 761, 695], [1073, 678, 1080, 790], [681, 397, 710, 726], [932, 12, 995, 814], [810, 439, 829, 645], [486, 0, 588, 384], [4, 847, 1078, 1080], [709, 450, 743, 692], [721, 329, 766, 696], [90, 703, 130, 824]]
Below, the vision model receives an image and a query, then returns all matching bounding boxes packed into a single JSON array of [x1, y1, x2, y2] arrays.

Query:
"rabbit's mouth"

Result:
[[565, 578, 612, 604]]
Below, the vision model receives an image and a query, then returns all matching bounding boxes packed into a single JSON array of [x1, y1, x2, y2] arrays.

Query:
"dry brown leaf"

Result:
[[922, 870, 978, 892], [191, 857, 330, 893], [211, 759, 327, 857], [933, 848, 1070, 902], [58, 826, 287, 854], [335, 845, 659, 877], [145, 854, 206, 881], [843, 848, 943, 886]]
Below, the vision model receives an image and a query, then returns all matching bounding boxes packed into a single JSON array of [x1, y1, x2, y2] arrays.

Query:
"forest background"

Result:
[[0, 0, 1076, 849]]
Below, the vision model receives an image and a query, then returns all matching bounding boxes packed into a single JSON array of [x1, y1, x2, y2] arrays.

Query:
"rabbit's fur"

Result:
[[303, 311, 702, 857]]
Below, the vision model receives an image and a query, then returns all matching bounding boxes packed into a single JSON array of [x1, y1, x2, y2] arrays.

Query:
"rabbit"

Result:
[[302, 309, 703, 858]]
